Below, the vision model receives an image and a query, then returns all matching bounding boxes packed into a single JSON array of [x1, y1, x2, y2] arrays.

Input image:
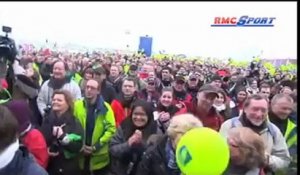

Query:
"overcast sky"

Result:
[[0, 2, 297, 60]]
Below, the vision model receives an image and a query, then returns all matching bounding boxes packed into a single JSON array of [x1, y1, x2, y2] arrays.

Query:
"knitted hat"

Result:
[[6, 100, 31, 134]]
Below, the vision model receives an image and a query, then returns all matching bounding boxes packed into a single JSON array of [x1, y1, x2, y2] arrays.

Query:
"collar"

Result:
[[85, 95, 107, 116], [0, 139, 19, 169], [20, 124, 32, 137]]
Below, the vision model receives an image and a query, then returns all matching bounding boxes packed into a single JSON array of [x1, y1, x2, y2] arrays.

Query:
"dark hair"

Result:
[[120, 100, 157, 141], [259, 82, 271, 91], [161, 66, 172, 73], [52, 60, 69, 71], [122, 77, 137, 87], [0, 105, 18, 151], [244, 94, 269, 108], [83, 67, 94, 75], [161, 87, 173, 94], [52, 89, 74, 113]]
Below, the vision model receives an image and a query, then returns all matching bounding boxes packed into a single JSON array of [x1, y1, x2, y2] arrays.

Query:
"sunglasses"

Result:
[[189, 78, 197, 81]]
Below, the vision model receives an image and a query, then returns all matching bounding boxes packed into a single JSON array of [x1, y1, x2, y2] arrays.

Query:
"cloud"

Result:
[[0, 2, 296, 60]]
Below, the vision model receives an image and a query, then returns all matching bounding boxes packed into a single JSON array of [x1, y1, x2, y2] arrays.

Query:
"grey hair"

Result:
[[271, 93, 294, 106]]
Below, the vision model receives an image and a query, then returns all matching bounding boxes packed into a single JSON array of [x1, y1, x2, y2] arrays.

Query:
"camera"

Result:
[[2, 26, 12, 34], [0, 26, 17, 78], [44, 105, 52, 115]]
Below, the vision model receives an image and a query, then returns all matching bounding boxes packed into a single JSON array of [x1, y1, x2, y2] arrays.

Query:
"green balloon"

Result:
[[176, 127, 230, 175]]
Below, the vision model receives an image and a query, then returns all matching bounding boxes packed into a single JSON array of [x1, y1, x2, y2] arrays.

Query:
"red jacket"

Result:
[[188, 103, 224, 131], [111, 99, 132, 127], [22, 128, 49, 169]]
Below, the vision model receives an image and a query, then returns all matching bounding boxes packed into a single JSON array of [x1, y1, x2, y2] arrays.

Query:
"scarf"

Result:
[[213, 104, 226, 112], [48, 77, 68, 90], [0, 139, 19, 169], [239, 112, 268, 134]]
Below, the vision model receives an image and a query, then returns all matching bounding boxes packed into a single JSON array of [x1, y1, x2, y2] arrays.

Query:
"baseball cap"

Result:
[[198, 84, 219, 97], [93, 66, 106, 75], [175, 75, 186, 84]]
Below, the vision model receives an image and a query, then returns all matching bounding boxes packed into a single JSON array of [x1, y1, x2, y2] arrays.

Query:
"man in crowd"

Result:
[[189, 84, 224, 131], [111, 77, 138, 127], [107, 65, 123, 94], [74, 79, 116, 175], [269, 94, 297, 173], [93, 66, 116, 104], [219, 94, 291, 174], [37, 60, 81, 117], [158, 66, 173, 92]]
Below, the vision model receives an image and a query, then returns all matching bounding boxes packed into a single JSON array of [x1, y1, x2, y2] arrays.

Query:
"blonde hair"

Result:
[[167, 113, 203, 141], [228, 127, 266, 169]]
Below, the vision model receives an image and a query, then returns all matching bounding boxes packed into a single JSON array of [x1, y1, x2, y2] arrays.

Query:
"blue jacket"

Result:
[[0, 147, 48, 175]]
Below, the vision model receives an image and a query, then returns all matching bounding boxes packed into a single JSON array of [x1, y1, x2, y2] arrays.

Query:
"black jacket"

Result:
[[135, 135, 180, 175], [40, 110, 83, 175], [109, 100, 158, 175], [108, 75, 123, 94], [102, 80, 117, 104]]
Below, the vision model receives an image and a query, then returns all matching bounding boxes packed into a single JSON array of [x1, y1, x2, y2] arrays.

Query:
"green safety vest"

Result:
[[72, 73, 83, 85], [32, 63, 43, 85], [284, 119, 297, 149]]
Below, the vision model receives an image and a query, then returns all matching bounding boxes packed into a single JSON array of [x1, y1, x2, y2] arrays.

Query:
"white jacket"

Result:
[[219, 117, 291, 172], [36, 79, 81, 116]]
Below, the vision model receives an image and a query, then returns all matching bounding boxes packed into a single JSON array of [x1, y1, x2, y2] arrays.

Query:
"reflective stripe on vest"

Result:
[[284, 119, 297, 148]]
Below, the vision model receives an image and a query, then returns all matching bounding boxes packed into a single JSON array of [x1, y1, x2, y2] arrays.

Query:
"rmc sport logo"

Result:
[[211, 16, 276, 27]]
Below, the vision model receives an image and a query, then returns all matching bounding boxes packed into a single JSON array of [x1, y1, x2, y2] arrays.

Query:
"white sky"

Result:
[[0, 2, 297, 60]]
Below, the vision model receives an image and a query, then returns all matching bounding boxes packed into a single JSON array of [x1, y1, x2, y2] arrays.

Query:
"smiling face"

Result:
[[237, 91, 247, 102], [197, 91, 218, 110], [214, 92, 225, 106], [52, 61, 66, 79], [244, 99, 268, 126], [132, 106, 148, 128], [52, 94, 69, 113], [160, 91, 173, 107]]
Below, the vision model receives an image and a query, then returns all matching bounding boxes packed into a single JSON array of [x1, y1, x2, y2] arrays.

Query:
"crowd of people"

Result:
[[0, 48, 297, 175]]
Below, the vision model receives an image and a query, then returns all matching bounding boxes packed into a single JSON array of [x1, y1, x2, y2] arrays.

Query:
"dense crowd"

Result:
[[0, 48, 297, 175]]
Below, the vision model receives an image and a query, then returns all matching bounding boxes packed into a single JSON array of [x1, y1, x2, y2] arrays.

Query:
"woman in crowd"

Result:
[[231, 86, 248, 118], [136, 114, 203, 175], [40, 90, 83, 175], [108, 100, 158, 175], [154, 88, 187, 133], [213, 88, 234, 121], [224, 127, 267, 175]]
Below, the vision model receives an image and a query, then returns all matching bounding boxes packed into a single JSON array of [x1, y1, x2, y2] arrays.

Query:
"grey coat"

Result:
[[36, 79, 81, 116]]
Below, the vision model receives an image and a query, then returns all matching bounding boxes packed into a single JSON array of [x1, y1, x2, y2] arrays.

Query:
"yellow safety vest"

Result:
[[32, 63, 43, 85], [284, 119, 297, 148]]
